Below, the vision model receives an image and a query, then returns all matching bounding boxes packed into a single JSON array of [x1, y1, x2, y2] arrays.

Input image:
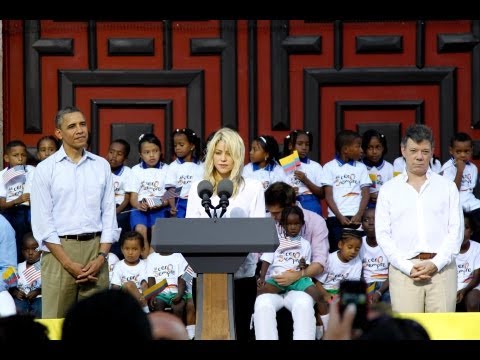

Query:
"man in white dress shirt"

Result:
[[375, 124, 463, 313], [31, 106, 119, 319]]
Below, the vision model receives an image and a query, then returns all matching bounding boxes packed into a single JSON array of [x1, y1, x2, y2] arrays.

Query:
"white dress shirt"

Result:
[[31, 146, 120, 251], [375, 169, 463, 275], [186, 177, 266, 279]]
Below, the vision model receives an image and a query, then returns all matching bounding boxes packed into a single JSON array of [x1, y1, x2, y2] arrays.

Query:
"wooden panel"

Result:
[[199, 273, 232, 340]]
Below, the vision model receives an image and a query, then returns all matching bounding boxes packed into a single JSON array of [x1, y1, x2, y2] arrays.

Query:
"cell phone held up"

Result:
[[339, 280, 368, 330]]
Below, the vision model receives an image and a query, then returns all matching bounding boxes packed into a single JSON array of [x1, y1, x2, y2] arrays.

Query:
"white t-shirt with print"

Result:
[[316, 251, 362, 291], [16, 261, 42, 298], [359, 237, 389, 283], [285, 159, 323, 195], [111, 259, 148, 291], [146, 252, 188, 295], [261, 236, 311, 280], [362, 160, 394, 194], [108, 252, 120, 285], [321, 159, 371, 217], [242, 162, 287, 191], [126, 163, 169, 201], [456, 240, 480, 291], [164, 160, 204, 199], [441, 159, 480, 212], [111, 166, 133, 206], [0, 165, 35, 204]]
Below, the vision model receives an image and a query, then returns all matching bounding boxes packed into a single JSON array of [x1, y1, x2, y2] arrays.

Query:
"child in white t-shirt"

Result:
[[126, 134, 170, 258], [107, 252, 120, 286], [9, 233, 42, 318], [164, 128, 203, 218], [146, 249, 189, 320], [110, 231, 149, 312], [106, 139, 133, 259], [455, 213, 480, 312], [243, 135, 285, 191], [361, 129, 393, 208], [283, 130, 324, 216], [0, 140, 36, 263], [359, 208, 390, 304], [441, 133, 480, 243], [315, 229, 363, 301], [322, 130, 371, 252]]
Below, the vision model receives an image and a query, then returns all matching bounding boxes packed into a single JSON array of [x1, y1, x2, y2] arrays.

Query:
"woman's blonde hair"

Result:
[[203, 127, 245, 197]]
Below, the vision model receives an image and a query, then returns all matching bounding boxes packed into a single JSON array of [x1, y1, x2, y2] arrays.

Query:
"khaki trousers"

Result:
[[41, 236, 108, 319], [389, 260, 457, 313]]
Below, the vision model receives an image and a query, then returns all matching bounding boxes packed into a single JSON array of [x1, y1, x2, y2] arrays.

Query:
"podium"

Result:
[[151, 217, 278, 340]]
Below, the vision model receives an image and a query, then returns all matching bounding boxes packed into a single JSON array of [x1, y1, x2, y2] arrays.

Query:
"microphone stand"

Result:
[[215, 200, 229, 218], [202, 201, 215, 218]]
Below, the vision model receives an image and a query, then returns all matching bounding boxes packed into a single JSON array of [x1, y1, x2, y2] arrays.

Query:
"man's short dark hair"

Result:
[[264, 182, 296, 207]]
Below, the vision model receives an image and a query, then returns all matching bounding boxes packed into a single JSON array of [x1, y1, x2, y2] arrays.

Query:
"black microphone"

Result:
[[197, 180, 214, 218], [216, 179, 233, 218]]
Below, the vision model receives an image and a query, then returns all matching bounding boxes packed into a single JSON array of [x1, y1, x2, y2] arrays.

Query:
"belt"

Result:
[[61, 232, 102, 241], [411, 252, 437, 260]]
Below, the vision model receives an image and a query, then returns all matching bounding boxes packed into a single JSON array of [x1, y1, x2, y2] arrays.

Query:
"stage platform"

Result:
[[36, 312, 480, 340]]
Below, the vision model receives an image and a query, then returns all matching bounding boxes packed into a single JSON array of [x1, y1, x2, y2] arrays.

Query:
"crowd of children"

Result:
[[1, 124, 480, 341]]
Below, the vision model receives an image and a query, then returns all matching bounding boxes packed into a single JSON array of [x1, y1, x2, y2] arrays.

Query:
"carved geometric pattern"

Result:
[[24, 20, 74, 133], [437, 33, 480, 53], [355, 36, 403, 53], [59, 70, 204, 140], [108, 38, 155, 56], [283, 36, 322, 53], [87, 20, 97, 70], [304, 67, 455, 162], [334, 20, 343, 71], [91, 99, 172, 165], [336, 101, 424, 162], [32, 39, 73, 54], [163, 20, 173, 70], [436, 20, 480, 128], [248, 20, 258, 142], [416, 20, 425, 69], [190, 20, 237, 129], [335, 100, 424, 132], [270, 20, 322, 131]]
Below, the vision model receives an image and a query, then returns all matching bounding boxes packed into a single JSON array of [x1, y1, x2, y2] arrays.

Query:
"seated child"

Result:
[[315, 228, 363, 328], [359, 208, 390, 304], [110, 231, 149, 313], [455, 213, 480, 312], [9, 233, 42, 318], [146, 248, 189, 321], [257, 206, 327, 337]]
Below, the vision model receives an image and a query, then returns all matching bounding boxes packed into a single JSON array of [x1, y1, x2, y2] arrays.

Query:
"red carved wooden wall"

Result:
[[3, 20, 480, 168]]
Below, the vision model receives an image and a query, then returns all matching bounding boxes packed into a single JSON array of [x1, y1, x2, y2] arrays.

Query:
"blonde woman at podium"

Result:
[[186, 127, 265, 341]]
